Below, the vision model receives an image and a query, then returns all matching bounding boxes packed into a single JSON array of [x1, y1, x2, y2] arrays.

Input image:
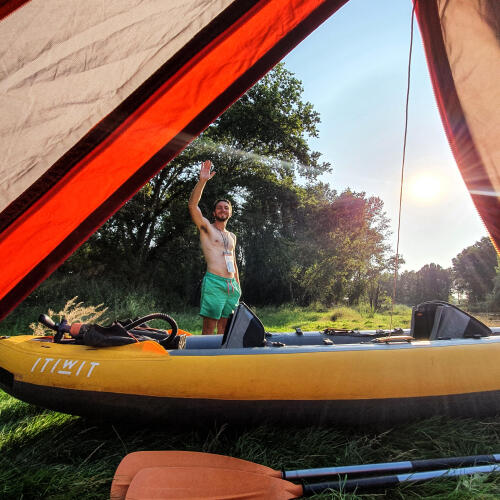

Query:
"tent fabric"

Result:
[[415, 0, 500, 252], [0, 0, 498, 320], [0, 0, 347, 319], [1, 0, 235, 216]]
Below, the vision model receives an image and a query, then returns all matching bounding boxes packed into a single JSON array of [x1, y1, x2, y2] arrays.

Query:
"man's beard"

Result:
[[215, 214, 228, 222]]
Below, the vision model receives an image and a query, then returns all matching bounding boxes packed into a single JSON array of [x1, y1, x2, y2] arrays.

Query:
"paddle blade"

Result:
[[111, 451, 280, 499], [124, 466, 303, 500]]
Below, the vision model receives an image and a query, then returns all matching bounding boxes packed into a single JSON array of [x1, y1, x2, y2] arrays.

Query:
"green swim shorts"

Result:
[[200, 272, 241, 319]]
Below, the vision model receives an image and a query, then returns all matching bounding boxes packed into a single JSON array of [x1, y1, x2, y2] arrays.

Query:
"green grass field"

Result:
[[0, 294, 413, 337], [1, 391, 499, 499], [1, 303, 499, 499]]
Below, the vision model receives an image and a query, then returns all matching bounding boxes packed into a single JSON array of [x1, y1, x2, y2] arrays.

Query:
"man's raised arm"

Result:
[[188, 160, 215, 229]]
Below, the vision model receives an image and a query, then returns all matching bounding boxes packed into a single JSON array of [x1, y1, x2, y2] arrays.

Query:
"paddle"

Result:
[[123, 464, 499, 499], [111, 450, 500, 499], [111, 451, 279, 500]]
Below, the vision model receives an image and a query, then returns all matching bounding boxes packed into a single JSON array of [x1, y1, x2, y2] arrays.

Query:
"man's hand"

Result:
[[200, 160, 215, 182]]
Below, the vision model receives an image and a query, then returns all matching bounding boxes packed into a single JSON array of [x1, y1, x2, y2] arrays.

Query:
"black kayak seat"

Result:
[[221, 302, 266, 348], [411, 301, 491, 341]]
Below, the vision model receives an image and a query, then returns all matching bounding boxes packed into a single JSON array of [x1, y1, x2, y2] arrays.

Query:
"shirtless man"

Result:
[[188, 160, 241, 335]]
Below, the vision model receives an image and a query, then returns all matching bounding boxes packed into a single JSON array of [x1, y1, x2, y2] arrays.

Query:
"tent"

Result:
[[0, 0, 499, 320]]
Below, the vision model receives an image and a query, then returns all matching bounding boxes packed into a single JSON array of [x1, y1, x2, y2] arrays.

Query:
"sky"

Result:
[[282, 0, 488, 272]]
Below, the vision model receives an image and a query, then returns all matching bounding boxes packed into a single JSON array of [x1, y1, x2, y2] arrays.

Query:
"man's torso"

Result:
[[200, 224, 236, 278]]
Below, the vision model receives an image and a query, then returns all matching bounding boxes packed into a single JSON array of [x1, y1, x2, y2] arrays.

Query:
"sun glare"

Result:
[[408, 172, 443, 204]]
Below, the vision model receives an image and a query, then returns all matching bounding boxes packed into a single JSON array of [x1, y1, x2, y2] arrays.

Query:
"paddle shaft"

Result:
[[302, 464, 499, 495], [286, 453, 500, 479]]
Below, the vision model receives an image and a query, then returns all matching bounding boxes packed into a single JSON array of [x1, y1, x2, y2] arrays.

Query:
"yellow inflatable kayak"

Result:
[[1, 302, 499, 424]]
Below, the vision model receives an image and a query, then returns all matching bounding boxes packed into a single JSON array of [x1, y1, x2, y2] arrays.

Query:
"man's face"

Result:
[[213, 201, 232, 222]]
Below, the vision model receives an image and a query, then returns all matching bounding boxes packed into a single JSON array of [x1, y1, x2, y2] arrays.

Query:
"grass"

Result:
[[250, 303, 412, 334], [1, 301, 499, 498], [0, 300, 413, 337], [0, 390, 499, 499]]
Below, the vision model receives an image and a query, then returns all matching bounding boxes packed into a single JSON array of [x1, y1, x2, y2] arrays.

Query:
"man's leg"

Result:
[[218, 279, 240, 335], [200, 274, 224, 334], [202, 316, 218, 335], [216, 317, 228, 334]]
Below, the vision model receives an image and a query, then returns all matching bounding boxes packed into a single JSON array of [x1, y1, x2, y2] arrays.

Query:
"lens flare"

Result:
[[409, 172, 442, 203]]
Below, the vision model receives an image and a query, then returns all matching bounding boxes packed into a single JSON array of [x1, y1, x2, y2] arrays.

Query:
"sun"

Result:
[[408, 172, 442, 203]]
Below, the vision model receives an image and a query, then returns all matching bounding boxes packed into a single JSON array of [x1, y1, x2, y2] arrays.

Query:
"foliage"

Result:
[[397, 263, 452, 306], [51, 63, 393, 310], [452, 237, 498, 305], [3, 294, 413, 337], [289, 189, 391, 307], [487, 256, 500, 310], [205, 63, 330, 180], [29, 297, 108, 336]]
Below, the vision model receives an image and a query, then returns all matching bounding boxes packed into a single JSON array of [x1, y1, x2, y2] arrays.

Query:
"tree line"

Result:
[[46, 64, 499, 312], [396, 236, 499, 310]]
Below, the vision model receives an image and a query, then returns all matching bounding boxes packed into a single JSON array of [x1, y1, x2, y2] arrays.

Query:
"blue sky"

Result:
[[283, 0, 488, 271]]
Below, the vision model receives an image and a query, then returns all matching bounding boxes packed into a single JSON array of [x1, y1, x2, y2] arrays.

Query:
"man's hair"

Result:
[[213, 199, 232, 211]]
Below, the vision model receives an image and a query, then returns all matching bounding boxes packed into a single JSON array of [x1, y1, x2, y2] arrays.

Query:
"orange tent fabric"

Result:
[[0, 0, 498, 320]]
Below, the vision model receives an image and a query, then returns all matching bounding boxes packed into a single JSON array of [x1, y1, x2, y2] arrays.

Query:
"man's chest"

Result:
[[201, 228, 234, 253]]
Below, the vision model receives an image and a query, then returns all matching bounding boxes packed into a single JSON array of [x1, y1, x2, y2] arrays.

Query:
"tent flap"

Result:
[[415, 0, 500, 252]]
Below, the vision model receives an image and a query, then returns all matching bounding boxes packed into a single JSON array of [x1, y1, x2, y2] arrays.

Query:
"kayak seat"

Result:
[[411, 301, 491, 340], [221, 303, 266, 348]]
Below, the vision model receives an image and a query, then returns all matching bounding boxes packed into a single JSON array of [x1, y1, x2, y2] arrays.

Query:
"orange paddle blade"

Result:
[[111, 451, 280, 499], [124, 466, 303, 500]]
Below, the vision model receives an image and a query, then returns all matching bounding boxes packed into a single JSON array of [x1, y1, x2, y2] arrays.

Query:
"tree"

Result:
[[59, 63, 332, 305], [487, 255, 500, 310], [206, 63, 330, 181], [56, 63, 397, 310], [417, 264, 452, 302], [397, 270, 418, 305], [452, 237, 498, 304], [367, 254, 405, 312], [397, 264, 451, 305], [291, 190, 391, 306]]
